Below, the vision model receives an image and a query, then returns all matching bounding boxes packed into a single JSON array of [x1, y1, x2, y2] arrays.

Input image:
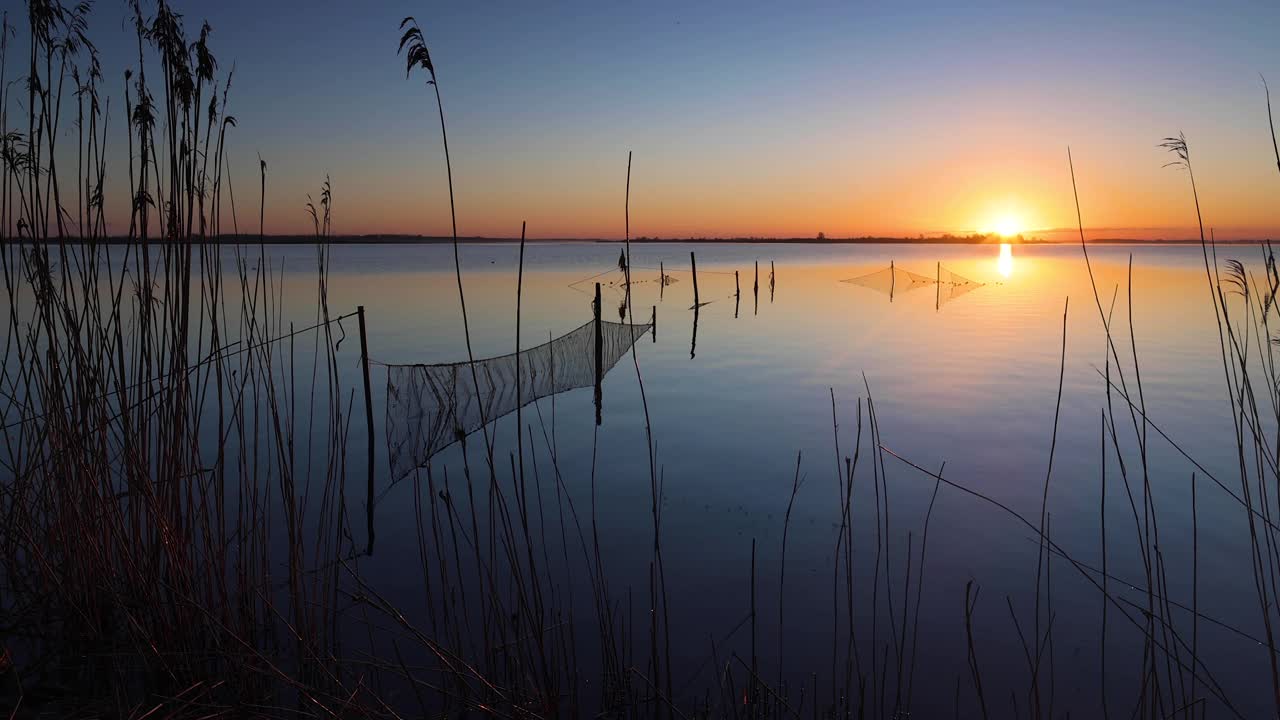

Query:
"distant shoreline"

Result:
[[6, 235, 1272, 246]]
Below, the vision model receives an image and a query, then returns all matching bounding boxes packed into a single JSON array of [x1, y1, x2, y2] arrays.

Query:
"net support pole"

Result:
[[754, 260, 759, 315], [936, 261, 941, 311], [890, 260, 896, 301], [735, 270, 740, 298], [660, 261, 665, 299], [594, 283, 603, 426], [652, 305, 657, 342], [358, 305, 376, 555], [690, 251, 699, 307]]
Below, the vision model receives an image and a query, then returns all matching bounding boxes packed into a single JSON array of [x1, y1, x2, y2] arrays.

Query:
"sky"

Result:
[[13, 0, 1280, 239]]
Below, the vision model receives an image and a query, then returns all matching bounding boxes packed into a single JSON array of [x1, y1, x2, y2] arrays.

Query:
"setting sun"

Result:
[[993, 216, 1022, 238]]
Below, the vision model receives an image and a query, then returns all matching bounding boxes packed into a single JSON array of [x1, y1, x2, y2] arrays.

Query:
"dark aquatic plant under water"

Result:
[[3, 2, 1280, 718]]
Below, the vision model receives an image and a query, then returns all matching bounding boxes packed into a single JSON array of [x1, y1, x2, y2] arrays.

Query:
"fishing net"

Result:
[[936, 264, 982, 306], [840, 264, 936, 297], [841, 263, 984, 306], [386, 319, 651, 479]]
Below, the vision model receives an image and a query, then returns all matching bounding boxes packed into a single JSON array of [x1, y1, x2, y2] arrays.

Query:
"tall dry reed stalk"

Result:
[[0, 3, 378, 715], [7, 3, 1280, 719]]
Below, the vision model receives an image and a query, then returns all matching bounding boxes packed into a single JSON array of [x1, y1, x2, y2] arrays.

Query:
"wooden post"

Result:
[[754, 260, 759, 315], [594, 283, 603, 425], [357, 305, 376, 555], [659, 261, 665, 299], [890, 260, 896, 301], [651, 305, 657, 342], [770, 260, 775, 302], [735, 270, 741, 298], [936, 261, 941, 311], [690, 251, 699, 307], [690, 305, 699, 360]]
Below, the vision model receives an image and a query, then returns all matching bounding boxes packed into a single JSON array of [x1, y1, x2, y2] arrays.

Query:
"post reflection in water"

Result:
[[690, 305, 699, 359]]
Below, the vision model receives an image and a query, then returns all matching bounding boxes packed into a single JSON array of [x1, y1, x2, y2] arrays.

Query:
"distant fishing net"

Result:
[[568, 266, 679, 298], [936, 264, 983, 306], [386, 319, 651, 479], [840, 264, 935, 297], [841, 263, 985, 306]]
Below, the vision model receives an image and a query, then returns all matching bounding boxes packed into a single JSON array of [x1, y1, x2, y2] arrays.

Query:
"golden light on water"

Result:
[[997, 243, 1014, 278]]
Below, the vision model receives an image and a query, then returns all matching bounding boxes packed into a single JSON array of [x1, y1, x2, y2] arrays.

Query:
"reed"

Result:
[[399, 16, 494, 471], [7, 3, 1280, 719], [0, 3, 380, 715]]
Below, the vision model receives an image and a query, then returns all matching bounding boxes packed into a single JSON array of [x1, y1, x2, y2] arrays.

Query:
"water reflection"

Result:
[[998, 243, 1014, 277], [690, 304, 699, 359], [310, 242, 1268, 717]]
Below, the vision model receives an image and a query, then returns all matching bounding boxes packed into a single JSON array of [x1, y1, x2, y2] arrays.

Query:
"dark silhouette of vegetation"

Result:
[[3, 2, 1280, 719]]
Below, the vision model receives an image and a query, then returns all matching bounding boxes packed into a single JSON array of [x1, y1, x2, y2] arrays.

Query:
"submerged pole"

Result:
[[594, 283, 603, 425], [357, 305, 376, 555], [691, 251, 699, 307]]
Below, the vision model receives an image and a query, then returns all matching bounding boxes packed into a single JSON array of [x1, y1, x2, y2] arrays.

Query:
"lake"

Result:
[[8, 239, 1267, 717], [262, 240, 1264, 718]]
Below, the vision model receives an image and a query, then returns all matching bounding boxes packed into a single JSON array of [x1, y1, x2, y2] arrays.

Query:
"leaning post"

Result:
[[690, 251, 700, 307]]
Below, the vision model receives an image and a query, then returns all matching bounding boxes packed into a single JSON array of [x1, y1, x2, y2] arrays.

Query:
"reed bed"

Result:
[[2, 2, 1280, 719], [0, 2, 373, 715]]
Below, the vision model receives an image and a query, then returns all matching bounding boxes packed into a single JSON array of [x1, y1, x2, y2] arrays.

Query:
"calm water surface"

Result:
[[274, 241, 1265, 715]]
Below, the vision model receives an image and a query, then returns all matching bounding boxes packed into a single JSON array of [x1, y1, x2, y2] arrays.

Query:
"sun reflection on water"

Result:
[[997, 243, 1014, 278]]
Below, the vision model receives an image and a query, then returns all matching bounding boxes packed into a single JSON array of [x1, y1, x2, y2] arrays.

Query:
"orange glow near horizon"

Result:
[[188, 158, 1279, 240], [112, 106, 1280, 241], [991, 216, 1024, 238]]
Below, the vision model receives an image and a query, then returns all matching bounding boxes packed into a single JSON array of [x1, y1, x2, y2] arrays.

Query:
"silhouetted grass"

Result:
[[6, 3, 1280, 719]]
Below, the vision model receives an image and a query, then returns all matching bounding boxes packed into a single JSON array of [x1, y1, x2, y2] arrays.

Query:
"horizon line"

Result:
[[6, 234, 1273, 246]]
